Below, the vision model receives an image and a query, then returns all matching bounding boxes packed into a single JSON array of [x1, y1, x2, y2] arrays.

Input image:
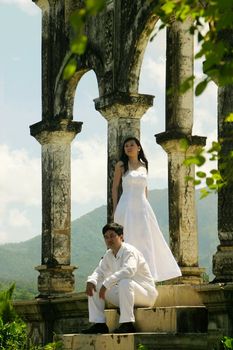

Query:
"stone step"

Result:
[[105, 306, 207, 333], [57, 332, 208, 350], [155, 284, 203, 307]]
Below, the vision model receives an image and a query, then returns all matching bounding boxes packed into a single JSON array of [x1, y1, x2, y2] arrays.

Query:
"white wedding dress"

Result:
[[114, 167, 182, 282]]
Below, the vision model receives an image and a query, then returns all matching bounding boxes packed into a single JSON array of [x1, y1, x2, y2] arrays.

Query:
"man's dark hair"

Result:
[[102, 223, 124, 236]]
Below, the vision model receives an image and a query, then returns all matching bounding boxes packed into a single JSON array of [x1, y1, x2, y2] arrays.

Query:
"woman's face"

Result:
[[124, 139, 140, 157]]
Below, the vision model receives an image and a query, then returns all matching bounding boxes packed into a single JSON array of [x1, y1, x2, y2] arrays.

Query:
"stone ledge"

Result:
[[155, 131, 206, 146], [30, 118, 82, 137], [155, 284, 204, 306], [57, 332, 208, 350], [105, 306, 207, 333]]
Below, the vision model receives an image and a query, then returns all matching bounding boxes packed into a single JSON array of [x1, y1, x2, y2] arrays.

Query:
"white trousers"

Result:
[[88, 279, 158, 323]]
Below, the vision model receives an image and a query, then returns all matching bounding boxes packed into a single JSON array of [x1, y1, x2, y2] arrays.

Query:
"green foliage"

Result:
[[0, 318, 28, 350], [0, 283, 17, 324], [221, 336, 233, 350], [183, 140, 226, 197], [225, 113, 233, 122], [0, 284, 28, 349], [34, 341, 64, 350], [155, 0, 233, 194], [0, 280, 37, 301], [0, 285, 63, 350], [137, 344, 149, 350], [155, 0, 233, 91], [63, 0, 106, 79]]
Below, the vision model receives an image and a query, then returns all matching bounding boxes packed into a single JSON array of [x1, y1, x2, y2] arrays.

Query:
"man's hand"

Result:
[[99, 285, 107, 300], [86, 282, 96, 296]]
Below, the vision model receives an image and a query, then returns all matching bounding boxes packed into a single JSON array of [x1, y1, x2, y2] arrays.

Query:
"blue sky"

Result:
[[0, 0, 217, 243]]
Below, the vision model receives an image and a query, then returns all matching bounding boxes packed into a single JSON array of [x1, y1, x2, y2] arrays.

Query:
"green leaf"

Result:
[[196, 154, 206, 166], [195, 79, 208, 96], [225, 113, 233, 122], [70, 9, 86, 30], [208, 141, 221, 153], [193, 179, 201, 186], [221, 336, 233, 349], [212, 172, 222, 181], [161, 1, 176, 15], [197, 31, 204, 42], [206, 177, 214, 186], [86, 0, 106, 15], [196, 171, 206, 178], [179, 75, 195, 93], [63, 58, 77, 80], [185, 175, 194, 183], [71, 34, 88, 55], [180, 138, 189, 151], [210, 169, 218, 175], [200, 188, 210, 199]]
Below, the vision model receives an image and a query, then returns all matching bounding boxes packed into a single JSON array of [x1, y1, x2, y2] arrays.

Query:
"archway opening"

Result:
[[139, 21, 169, 241], [71, 70, 107, 292]]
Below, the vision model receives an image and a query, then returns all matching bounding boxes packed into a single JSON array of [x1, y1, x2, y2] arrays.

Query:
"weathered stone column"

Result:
[[213, 85, 233, 281], [166, 18, 194, 134], [30, 119, 82, 296], [156, 133, 206, 284], [95, 92, 154, 221], [155, 19, 206, 284]]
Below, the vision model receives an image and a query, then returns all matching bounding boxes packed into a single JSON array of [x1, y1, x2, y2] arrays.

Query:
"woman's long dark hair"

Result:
[[120, 136, 148, 173]]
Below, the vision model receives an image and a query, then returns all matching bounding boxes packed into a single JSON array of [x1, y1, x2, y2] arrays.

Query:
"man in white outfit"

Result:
[[81, 223, 158, 334]]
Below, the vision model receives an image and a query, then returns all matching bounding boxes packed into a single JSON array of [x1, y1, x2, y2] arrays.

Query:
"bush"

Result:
[[0, 284, 63, 350], [222, 336, 233, 350]]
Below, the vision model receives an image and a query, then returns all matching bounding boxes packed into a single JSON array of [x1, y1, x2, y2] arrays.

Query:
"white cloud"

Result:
[[193, 82, 217, 139], [0, 0, 39, 15], [0, 144, 41, 243], [12, 56, 21, 62], [8, 208, 32, 228], [71, 138, 107, 204], [142, 107, 160, 126], [140, 57, 165, 91], [140, 136, 168, 190], [0, 144, 41, 206]]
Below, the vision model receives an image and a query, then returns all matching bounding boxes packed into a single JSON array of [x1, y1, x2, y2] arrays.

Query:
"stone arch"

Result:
[[54, 65, 88, 120], [115, 3, 159, 93], [128, 12, 159, 93], [53, 46, 105, 119]]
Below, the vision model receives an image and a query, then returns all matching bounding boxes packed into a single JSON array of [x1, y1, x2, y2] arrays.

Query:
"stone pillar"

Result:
[[213, 85, 233, 282], [30, 119, 82, 296], [156, 133, 206, 284], [155, 19, 206, 284], [166, 18, 194, 134], [95, 92, 154, 221]]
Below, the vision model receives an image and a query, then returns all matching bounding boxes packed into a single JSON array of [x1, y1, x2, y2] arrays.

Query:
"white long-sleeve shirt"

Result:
[[87, 242, 156, 293]]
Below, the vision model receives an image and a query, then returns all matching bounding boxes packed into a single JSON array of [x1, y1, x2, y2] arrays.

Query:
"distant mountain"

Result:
[[0, 189, 218, 297]]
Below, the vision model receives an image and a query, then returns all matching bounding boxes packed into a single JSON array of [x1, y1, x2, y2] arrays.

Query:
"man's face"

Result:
[[103, 229, 123, 251]]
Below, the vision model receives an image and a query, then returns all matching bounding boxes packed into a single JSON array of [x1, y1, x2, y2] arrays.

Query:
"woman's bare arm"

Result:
[[112, 161, 123, 214]]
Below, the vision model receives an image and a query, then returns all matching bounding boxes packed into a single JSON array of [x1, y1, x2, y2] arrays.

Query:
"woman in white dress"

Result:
[[112, 136, 181, 282]]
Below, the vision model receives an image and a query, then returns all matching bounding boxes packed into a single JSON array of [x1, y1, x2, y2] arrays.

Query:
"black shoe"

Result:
[[113, 322, 136, 334], [81, 323, 109, 334]]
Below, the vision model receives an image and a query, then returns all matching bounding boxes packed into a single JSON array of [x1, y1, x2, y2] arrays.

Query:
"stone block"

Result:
[[58, 333, 208, 350], [105, 306, 207, 333], [155, 284, 204, 306]]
